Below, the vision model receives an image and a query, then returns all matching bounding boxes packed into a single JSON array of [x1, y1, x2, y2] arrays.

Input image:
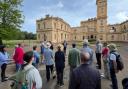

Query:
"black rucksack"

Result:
[[111, 52, 124, 71]]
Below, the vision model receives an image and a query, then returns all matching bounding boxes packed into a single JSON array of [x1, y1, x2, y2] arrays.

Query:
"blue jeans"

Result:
[[110, 69, 118, 89], [16, 63, 21, 72]]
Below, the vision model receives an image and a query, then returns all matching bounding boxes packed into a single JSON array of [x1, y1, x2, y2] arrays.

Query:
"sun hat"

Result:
[[83, 39, 89, 45], [108, 43, 118, 51]]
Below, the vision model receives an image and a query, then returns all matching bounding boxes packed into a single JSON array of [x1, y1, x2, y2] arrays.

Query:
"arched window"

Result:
[[91, 35, 93, 39]]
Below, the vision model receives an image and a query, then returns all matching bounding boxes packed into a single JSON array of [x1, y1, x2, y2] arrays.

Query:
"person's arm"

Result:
[[68, 51, 71, 65], [77, 51, 81, 65]]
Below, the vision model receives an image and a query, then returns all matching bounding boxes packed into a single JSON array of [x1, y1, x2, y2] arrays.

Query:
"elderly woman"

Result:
[[55, 44, 65, 87]]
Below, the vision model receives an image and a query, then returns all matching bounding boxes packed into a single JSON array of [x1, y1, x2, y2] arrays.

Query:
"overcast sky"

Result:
[[21, 0, 128, 33]]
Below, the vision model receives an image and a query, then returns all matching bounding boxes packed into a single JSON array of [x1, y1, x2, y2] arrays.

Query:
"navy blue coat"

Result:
[[55, 51, 65, 69]]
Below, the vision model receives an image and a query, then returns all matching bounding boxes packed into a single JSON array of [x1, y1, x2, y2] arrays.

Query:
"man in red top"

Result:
[[13, 43, 24, 72], [102, 42, 110, 79]]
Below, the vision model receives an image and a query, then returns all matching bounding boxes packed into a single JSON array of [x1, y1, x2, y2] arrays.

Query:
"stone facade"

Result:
[[36, 0, 128, 43]]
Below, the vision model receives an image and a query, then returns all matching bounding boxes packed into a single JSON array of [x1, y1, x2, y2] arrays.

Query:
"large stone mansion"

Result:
[[36, 0, 128, 43]]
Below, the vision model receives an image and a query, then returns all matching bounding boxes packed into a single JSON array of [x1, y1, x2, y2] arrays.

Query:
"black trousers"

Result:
[[96, 53, 102, 69], [110, 69, 118, 89], [1, 63, 7, 81], [46, 65, 53, 81], [56, 67, 64, 84]]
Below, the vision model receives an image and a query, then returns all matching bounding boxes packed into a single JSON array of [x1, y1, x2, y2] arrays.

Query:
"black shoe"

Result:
[[1, 79, 8, 82], [60, 83, 64, 87], [53, 75, 56, 79], [4, 77, 8, 79]]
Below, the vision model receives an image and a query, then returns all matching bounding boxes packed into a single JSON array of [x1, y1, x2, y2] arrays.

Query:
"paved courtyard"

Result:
[[0, 43, 128, 89]]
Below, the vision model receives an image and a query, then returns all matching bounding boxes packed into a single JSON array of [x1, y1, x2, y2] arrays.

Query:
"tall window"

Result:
[[61, 33, 63, 39], [75, 36, 76, 40], [54, 23, 56, 29], [100, 35, 103, 40], [43, 22, 45, 29], [38, 24, 40, 29], [61, 24, 63, 30], [127, 34, 128, 40], [111, 35, 114, 40], [65, 34, 66, 39], [83, 36, 85, 40], [123, 35, 125, 40], [38, 34, 40, 39]]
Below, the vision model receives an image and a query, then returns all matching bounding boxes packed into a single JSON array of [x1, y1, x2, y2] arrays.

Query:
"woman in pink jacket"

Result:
[[13, 43, 24, 72]]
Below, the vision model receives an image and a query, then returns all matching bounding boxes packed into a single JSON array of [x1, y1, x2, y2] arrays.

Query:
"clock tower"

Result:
[[96, 0, 107, 41]]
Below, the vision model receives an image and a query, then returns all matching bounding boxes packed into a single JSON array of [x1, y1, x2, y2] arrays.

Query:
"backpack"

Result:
[[9, 67, 34, 89], [111, 52, 124, 71]]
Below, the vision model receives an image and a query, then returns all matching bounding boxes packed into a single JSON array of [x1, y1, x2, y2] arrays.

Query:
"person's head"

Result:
[[0, 45, 6, 53], [108, 43, 117, 51], [103, 42, 108, 47], [57, 44, 63, 51], [72, 43, 76, 48], [80, 51, 90, 64], [23, 51, 34, 64], [18, 43, 23, 47], [96, 39, 101, 44], [33, 45, 37, 51], [46, 42, 51, 48], [83, 39, 89, 47]]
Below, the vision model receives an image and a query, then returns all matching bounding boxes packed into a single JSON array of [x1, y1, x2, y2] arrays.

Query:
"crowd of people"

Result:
[[0, 39, 127, 89]]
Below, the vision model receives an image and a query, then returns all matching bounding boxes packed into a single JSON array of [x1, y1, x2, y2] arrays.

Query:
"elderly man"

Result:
[[43, 42, 54, 82], [69, 51, 101, 89], [81, 39, 94, 65]]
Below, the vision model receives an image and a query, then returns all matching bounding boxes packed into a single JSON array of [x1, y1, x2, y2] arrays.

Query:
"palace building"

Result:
[[36, 0, 128, 43]]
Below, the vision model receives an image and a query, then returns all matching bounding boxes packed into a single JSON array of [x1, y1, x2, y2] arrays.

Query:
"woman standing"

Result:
[[55, 45, 65, 87], [0, 45, 9, 82], [102, 42, 110, 79]]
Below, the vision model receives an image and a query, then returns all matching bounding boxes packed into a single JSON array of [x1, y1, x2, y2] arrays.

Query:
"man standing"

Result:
[[68, 43, 80, 75], [108, 43, 119, 89], [43, 42, 54, 82], [69, 51, 101, 89], [13, 43, 24, 72], [81, 39, 94, 65], [95, 40, 103, 69]]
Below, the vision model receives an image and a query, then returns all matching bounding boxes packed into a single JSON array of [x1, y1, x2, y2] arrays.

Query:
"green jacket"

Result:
[[68, 48, 80, 66]]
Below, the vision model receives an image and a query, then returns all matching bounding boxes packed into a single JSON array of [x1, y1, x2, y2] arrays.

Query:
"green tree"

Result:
[[0, 0, 24, 44]]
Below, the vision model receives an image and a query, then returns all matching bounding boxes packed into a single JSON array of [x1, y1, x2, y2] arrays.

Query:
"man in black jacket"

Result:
[[69, 51, 101, 89]]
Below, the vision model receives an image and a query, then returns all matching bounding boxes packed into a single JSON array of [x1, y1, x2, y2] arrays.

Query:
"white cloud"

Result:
[[57, 1, 64, 8], [116, 11, 128, 22]]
